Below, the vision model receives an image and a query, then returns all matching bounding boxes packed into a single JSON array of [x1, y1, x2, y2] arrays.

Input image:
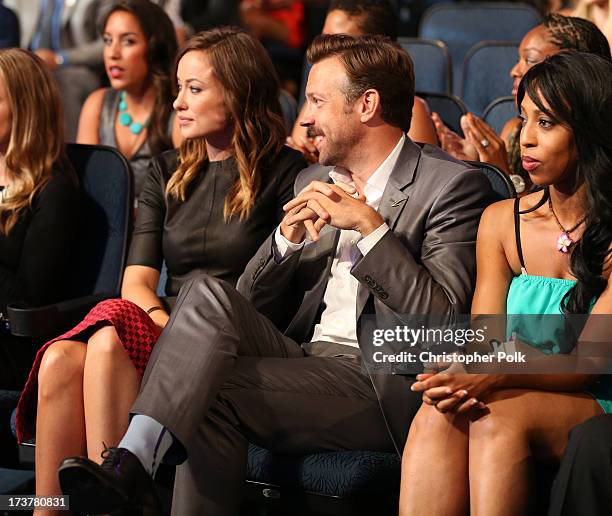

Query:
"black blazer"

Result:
[[0, 165, 79, 313], [237, 139, 496, 453]]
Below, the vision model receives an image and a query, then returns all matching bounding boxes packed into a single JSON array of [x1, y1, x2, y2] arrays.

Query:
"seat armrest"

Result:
[[7, 292, 119, 338]]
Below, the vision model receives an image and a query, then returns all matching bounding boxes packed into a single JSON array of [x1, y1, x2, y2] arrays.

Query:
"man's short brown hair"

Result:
[[306, 34, 414, 133], [328, 0, 397, 40]]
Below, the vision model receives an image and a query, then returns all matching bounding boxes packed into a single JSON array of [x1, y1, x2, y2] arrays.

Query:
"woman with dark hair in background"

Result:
[[16, 27, 306, 513], [401, 51, 612, 515], [0, 49, 79, 390], [77, 0, 179, 200], [434, 14, 610, 193]]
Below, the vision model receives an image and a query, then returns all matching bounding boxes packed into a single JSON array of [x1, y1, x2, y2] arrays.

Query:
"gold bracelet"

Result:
[[146, 305, 164, 315]]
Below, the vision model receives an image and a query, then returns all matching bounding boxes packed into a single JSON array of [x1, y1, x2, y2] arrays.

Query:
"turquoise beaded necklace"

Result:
[[118, 91, 149, 135]]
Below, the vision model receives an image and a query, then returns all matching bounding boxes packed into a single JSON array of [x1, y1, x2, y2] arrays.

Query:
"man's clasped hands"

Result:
[[280, 180, 384, 243], [280, 179, 503, 417]]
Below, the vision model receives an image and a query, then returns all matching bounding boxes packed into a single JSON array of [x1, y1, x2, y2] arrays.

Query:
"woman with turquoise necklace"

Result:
[[77, 0, 179, 200], [399, 51, 612, 516]]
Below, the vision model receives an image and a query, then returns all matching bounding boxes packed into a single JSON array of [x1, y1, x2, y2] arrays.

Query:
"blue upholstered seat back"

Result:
[[418, 91, 467, 135], [65, 143, 133, 298], [466, 160, 516, 200], [399, 37, 452, 94], [483, 95, 517, 135], [247, 444, 400, 498], [419, 2, 541, 94], [462, 42, 518, 115]]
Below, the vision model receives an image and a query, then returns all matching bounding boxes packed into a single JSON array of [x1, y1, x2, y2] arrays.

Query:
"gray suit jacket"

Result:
[[237, 139, 495, 453], [6, 0, 103, 66]]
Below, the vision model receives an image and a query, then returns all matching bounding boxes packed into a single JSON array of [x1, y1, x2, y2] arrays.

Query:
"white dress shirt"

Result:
[[273, 135, 405, 348]]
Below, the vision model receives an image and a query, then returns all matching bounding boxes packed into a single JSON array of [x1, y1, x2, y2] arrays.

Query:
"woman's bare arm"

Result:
[[121, 265, 169, 328], [76, 88, 106, 144]]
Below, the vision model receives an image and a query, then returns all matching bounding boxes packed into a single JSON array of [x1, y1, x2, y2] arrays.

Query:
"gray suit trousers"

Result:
[[131, 275, 395, 516]]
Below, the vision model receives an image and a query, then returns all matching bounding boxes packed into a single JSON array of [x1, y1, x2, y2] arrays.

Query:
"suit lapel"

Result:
[[308, 226, 339, 312], [313, 175, 340, 258], [314, 224, 339, 258], [313, 140, 420, 257], [298, 142, 422, 334], [356, 139, 421, 312], [284, 227, 339, 341], [377, 139, 421, 230]]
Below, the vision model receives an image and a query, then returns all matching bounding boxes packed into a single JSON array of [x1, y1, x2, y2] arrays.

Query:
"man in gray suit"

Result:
[[58, 34, 494, 515]]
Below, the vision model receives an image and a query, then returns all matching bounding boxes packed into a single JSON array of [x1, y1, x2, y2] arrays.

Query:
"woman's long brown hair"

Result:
[[167, 27, 286, 221]]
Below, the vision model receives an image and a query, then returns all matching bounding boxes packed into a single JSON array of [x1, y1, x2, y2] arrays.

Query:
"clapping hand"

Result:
[[34, 49, 60, 70], [460, 114, 510, 173], [432, 112, 478, 162]]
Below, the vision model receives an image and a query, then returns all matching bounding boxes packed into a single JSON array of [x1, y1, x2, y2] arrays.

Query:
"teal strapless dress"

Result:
[[507, 273, 612, 414]]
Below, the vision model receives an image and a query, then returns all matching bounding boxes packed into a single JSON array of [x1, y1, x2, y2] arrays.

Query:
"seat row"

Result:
[[402, 1, 541, 114], [1, 143, 515, 514], [419, 91, 515, 138]]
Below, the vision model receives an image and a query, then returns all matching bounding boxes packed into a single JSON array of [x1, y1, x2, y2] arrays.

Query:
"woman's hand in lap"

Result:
[[412, 373, 502, 414]]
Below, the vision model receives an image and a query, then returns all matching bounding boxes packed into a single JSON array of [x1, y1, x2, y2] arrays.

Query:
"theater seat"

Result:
[[245, 444, 400, 515], [417, 91, 468, 135], [398, 37, 452, 94], [0, 468, 34, 496], [3, 144, 133, 481], [461, 41, 518, 116], [7, 143, 133, 339], [419, 2, 541, 94], [0, 390, 20, 467], [466, 160, 516, 200], [483, 95, 517, 134]]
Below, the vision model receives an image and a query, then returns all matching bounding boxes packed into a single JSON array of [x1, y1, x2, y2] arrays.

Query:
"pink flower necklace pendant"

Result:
[[556, 232, 573, 253], [548, 195, 585, 254]]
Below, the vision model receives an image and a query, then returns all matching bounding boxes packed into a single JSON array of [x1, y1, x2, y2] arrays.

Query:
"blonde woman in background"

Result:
[[568, 0, 612, 44], [0, 48, 79, 390]]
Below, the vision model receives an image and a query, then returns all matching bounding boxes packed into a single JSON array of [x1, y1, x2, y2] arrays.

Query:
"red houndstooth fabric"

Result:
[[15, 298, 162, 443]]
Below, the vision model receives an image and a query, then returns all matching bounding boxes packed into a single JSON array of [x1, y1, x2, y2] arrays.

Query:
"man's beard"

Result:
[[308, 124, 356, 167]]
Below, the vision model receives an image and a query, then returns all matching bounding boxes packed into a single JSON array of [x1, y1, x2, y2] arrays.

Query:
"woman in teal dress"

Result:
[[400, 51, 612, 516]]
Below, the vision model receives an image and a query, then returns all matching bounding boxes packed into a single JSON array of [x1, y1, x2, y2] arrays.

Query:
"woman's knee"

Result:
[[38, 341, 86, 396], [409, 403, 461, 438], [469, 390, 525, 441], [86, 325, 124, 357], [94, 298, 135, 311]]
